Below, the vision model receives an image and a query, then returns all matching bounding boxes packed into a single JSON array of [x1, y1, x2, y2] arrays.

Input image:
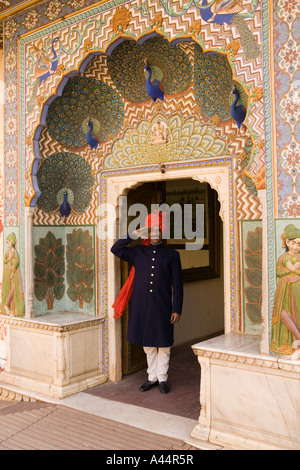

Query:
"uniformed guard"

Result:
[[111, 211, 183, 394]]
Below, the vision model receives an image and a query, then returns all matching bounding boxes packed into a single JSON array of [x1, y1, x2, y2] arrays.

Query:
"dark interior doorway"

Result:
[[121, 179, 222, 376]]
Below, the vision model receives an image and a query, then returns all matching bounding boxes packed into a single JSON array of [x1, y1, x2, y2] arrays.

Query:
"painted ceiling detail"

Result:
[[36, 152, 94, 214], [104, 114, 227, 168], [46, 76, 124, 149]]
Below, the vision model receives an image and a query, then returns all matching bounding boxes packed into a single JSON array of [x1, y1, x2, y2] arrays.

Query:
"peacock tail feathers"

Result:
[[194, 45, 233, 121], [231, 14, 260, 60], [46, 76, 124, 149], [107, 36, 192, 102], [194, 44, 249, 122], [36, 152, 94, 214]]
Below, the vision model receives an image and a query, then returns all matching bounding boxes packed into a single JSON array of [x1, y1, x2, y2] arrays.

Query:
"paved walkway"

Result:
[[0, 397, 204, 451]]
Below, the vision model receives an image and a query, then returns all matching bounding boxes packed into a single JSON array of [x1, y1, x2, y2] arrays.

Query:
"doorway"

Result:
[[121, 178, 224, 376], [105, 161, 233, 384]]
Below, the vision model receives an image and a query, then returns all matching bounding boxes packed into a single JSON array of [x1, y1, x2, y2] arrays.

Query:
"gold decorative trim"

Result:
[[0, 0, 44, 20]]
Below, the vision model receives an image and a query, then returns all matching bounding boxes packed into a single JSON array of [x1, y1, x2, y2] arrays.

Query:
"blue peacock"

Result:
[[231, 87, 247, 133], [86, 118, 98, 150], [107, 36, 192, 103], [59, 191, 72, 218], [194, 44, 248, 126], [144, 59, 164, 102], [46, 76, 124, 149], [36, 152, 94, 218]]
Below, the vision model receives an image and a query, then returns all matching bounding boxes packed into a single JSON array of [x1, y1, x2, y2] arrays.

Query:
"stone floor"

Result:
[[85, 341, 201, 420], [0, 342, 209, 450], [0, 400, 198, 450]]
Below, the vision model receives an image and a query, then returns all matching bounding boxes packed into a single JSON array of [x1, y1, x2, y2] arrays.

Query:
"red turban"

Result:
[[145, 210, 167, 236]]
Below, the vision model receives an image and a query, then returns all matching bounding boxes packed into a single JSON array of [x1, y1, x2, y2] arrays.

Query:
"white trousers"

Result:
[[143, 346, 171, 383]]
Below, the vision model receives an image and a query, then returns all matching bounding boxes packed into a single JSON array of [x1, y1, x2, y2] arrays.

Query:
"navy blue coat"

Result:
[[111, 234, 183, 347]]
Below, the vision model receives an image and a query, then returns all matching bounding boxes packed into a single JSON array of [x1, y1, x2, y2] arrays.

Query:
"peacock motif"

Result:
[[85, 118, 99, 150], [36, 152, 94, 215], [107, 36, 192, 102], [230, 86, 247, 132], [200, 0, 260, 60], [59, 191, 72, 218], [144, 59, 164, 102], [194, 44, 248, 122], [46, 76, 124, 149]]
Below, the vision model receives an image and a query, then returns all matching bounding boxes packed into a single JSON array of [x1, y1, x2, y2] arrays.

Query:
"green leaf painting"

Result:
[[66, 229, 94, 308], [34, 231, 65, 310], [244, 227, 262, 324]]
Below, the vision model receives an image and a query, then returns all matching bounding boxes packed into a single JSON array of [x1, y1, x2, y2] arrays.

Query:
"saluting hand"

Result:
[[132, 227, 149, 239]]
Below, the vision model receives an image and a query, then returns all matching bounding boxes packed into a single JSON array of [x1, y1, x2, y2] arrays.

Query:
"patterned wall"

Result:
[[2, 0, 264, 333], [272, 0, 299, 217], [1, 0, 297, 344]]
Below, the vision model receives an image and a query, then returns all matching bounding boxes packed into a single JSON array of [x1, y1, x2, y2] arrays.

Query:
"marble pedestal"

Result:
[[191, 333, 300, 450], [0, 312, 106, 400]]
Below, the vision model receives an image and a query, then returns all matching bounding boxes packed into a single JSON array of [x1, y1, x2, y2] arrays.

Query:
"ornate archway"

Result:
[[102, 160, 233, 381]]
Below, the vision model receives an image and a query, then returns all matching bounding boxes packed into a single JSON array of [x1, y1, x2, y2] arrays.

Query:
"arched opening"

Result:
[[28, 33, 248, 209], [120, 179, 224, 376], [95, 162, 233, 419], [24, 29, 237, 411]]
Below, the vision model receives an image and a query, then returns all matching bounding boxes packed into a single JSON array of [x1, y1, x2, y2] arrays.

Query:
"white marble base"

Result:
[[0, 312, 107, 399], [192, 333, 300, 450]]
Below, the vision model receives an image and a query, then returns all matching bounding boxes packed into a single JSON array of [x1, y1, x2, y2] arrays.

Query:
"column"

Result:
[[257, 189, 269, 354], [0, 50, 4, 297], [25, 207, 36, 318]]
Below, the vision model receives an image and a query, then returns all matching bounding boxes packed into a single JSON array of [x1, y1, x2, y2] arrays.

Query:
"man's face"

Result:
[[148, 227, 162, 244]]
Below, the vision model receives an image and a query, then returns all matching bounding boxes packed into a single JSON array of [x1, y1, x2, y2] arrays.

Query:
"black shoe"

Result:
[[159, 381, 170, 394], [139, 380, 158, 392]]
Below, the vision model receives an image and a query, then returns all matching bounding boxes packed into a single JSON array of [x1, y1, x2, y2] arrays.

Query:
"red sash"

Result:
[[112, 239, 150, 318]]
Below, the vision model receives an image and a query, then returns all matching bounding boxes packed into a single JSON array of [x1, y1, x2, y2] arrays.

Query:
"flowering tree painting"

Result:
[[66, 228, 94, 308], [34, 231, 65, 310]]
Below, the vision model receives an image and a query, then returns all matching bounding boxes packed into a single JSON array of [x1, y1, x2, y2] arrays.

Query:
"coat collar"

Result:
[[149, 242, 164, 248]]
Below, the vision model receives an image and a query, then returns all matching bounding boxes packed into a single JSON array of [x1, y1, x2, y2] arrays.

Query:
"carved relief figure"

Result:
[[1, 233, 25, 317], [150, 120, 169, 145], [271, 224, 300, 355]]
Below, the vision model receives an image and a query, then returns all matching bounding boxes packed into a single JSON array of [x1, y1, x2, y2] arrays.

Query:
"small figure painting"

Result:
[[271, 224, 300, 355], [1, 233, 25, 317]]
